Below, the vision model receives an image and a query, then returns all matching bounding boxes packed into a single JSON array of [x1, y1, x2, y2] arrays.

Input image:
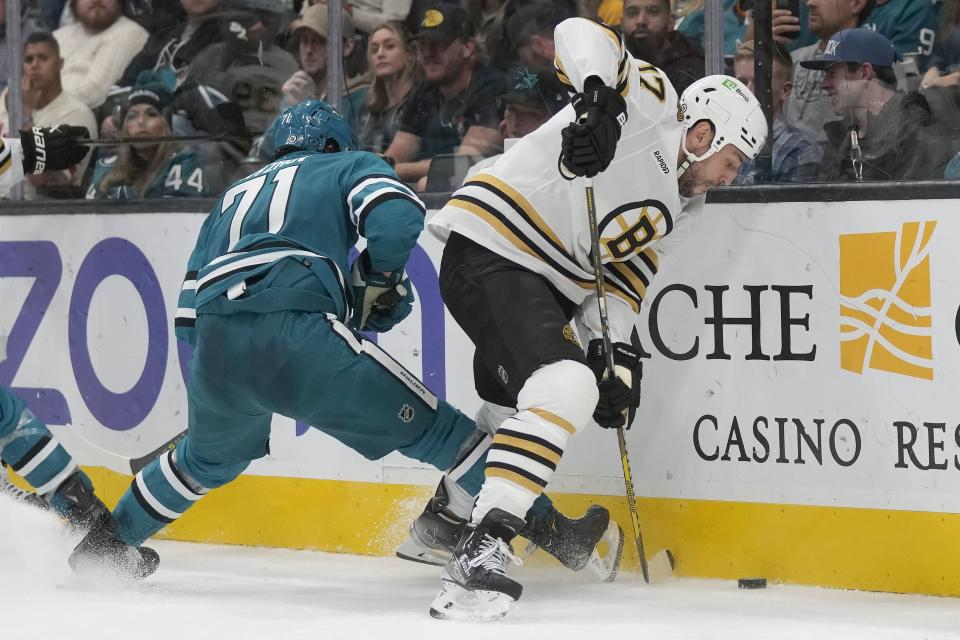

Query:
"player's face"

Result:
[[22, 42, 61, 91], [679, 144, 747, 196], [622, 0, 671, 48], [368, 27, 409, 79], [124, 103, 169, 148], [416, 38, 469, 85], [75, 0, 122, 31], [299, 29, 328, 77], [180, 0, 221, 17], [821, 62, 869, 113]]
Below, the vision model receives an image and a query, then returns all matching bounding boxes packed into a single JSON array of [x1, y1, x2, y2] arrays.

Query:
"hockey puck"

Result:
[[737, 577, 767, 589]]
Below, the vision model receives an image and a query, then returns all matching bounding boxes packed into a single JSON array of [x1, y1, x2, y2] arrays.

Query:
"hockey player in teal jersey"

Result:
[[70, 100, 622, 584]]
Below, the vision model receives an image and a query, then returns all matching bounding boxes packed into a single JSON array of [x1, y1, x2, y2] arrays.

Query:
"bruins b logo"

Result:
[[562, 324, 580, 347]]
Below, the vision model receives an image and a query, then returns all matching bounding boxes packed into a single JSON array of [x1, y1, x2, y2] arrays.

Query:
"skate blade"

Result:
[[429, 579, 514, 622], [586, 521, 624, 583], [395, 538, 450, 566]]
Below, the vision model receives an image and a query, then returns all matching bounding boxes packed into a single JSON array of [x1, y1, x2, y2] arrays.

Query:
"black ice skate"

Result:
[[69, 511, 160, 580], [395, 481, 466, 566], [523, 504, 624, 582], [49, 471, 111, 533], [430, 508, 525, 622]]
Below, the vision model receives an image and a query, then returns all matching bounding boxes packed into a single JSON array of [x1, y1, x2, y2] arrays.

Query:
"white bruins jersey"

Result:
[[429, 18, 705, 343], [0, 138, 25, 196]]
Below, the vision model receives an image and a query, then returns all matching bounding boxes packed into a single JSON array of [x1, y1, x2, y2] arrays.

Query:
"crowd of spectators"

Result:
[[1, 0, 960, 200]]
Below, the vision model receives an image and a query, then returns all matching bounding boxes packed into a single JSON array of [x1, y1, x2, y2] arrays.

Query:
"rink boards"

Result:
[[4, 187, 960, 596]]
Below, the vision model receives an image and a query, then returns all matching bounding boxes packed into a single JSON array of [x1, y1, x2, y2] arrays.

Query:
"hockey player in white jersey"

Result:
[[426, 17, 767, 620]]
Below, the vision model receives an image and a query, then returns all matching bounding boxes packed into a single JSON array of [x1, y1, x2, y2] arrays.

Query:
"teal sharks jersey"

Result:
[[174, 150, 425, 345]]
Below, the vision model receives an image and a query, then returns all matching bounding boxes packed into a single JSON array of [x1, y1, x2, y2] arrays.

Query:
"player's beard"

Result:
[[677, 160, 706, 197]]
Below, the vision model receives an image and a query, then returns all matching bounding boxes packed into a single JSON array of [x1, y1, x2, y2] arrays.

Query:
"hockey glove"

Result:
[[586, 339, 642, 430], [20, 125, 90, 175], [350, 249, 414, 333], [559, 76, 627, 179]]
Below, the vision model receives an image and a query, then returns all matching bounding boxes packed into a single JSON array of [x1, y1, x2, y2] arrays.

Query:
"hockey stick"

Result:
[[76, 133, 242, 147], [56, 425, 187, 476], [583, 176, 673, 583]]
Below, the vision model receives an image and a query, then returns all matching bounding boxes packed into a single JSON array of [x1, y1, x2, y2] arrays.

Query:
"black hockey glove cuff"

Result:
[[559, 76, 627, 179], [20, 125, 90, 174], [586, 338, 642, 429]]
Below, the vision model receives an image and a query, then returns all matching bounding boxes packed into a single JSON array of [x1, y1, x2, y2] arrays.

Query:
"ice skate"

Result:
[[523, 504, 624, 582], [430, 508, 525, 622], [69, 511, 159, 579], [396, 481, 466, 566]]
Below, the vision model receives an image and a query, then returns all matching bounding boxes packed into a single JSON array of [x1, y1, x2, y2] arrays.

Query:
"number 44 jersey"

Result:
[[174, 150, 426, 346], [429, 17, 705, 343]]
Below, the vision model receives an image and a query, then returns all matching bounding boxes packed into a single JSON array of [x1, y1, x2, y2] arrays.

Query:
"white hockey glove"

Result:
[[349, 249, 414, 333], [586, 339, 642, 429]]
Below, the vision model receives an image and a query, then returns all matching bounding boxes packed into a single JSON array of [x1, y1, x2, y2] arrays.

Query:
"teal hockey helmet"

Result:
[[273, 100, 358, 157]]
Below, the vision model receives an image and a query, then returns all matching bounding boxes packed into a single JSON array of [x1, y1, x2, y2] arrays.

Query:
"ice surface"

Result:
[[2, 493, 959, 640]]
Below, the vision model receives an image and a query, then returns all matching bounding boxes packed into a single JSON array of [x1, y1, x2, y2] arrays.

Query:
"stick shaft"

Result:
[[583, 177, 650, 583]]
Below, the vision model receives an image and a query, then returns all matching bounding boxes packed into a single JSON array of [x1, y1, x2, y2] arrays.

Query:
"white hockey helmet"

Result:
[[677, 75, 768, 174]]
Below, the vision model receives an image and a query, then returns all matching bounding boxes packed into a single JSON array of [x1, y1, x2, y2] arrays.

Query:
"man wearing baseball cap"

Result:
[[282, 4, 369, 129], [803, 28, 951, 181], [384, 2, 509, 190]]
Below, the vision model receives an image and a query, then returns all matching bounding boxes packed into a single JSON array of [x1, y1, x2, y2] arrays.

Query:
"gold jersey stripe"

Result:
[[492, 434, 562, 466], [486, 467, 543, 495], [642, 247, 659, 271], [0, 152, 12, 176], [607, 261, 648, 301], [604, 277, 641, 312], [469, 173, 569, 258], [529, 408, 577, 435], [447, 198, 541, 261]]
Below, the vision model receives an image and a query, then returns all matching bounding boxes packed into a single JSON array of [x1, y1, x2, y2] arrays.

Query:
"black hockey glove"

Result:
[[350, 249, 414, 333], [559, 76, 627, 179], [20, 125, 90, 175], [586, 339, 642, 430]]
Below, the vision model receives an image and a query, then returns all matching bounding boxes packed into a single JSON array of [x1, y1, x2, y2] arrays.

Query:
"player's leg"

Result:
[[399, 398, 621, 578], [0, 386, 112, 530], [430, 234, 599, 618], [71, 313, 271, 575]]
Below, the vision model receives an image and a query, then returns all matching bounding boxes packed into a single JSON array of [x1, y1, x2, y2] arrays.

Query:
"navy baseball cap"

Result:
[[800, 28, 896, 70]]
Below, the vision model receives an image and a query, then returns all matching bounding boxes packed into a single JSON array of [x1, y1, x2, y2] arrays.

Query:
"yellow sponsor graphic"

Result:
[[839, 221, 935, 380]]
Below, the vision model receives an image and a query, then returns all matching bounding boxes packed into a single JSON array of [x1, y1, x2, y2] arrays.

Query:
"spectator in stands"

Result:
[[14, 32, 98, 195], [0, 0, 46, 92], [922, 0, 960, 89], [87, 75, 210, 198], [861, 0, 941, 63], [733, 41, 821, 184], [357, 21, 418, 153], [468, 0, 574, 72], [184, 1, 298, 134], [804, 28, 952, 182], [465, 66, 569, 178], [675, 0, 747, 57], [53, 0, 149, 109], [620, 0, 704, 94], [351, 0, 415, 34], [120, 0, 223, 87], [385, 2, 508, 189], [778, 0, 874, 144], [506, 2, 577, 73], [281, 4, 369, 130]]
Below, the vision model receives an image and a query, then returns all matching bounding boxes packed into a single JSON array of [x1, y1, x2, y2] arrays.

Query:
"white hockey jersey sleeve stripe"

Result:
[[0, 138, 26, 196]]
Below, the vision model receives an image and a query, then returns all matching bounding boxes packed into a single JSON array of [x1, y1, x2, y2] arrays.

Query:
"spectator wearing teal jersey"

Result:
[[86, 77, 210, 199], [862, 0, 942, 63], [675, 0, 746, 56]]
